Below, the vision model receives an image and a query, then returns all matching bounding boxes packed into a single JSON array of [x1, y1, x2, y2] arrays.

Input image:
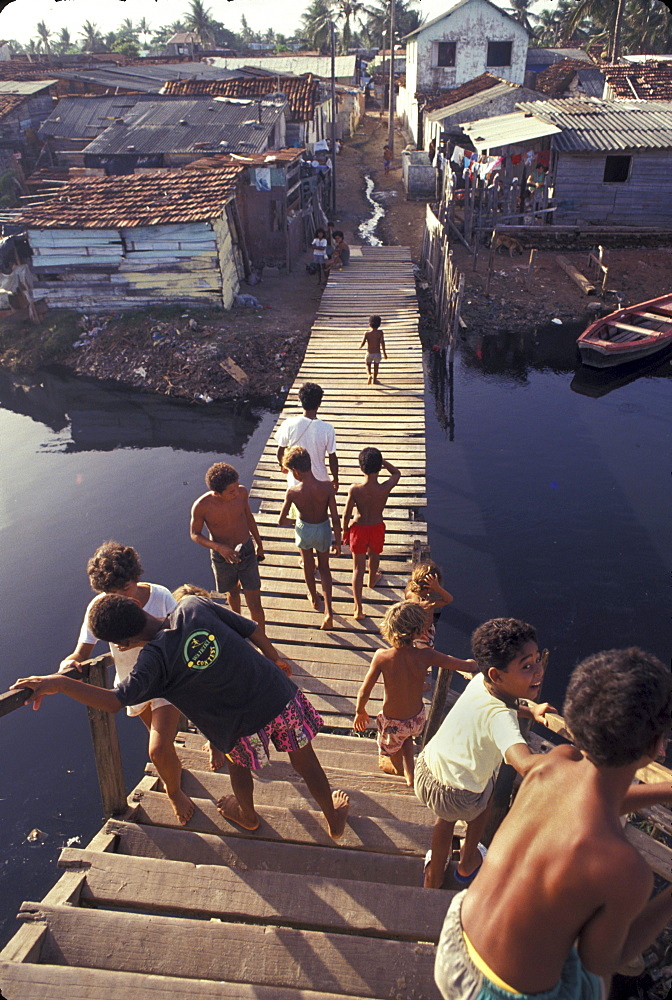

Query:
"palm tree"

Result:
[[137, 17, 152, 46], [79, 20, 103, 53], [56, 27, 72, 55], [364, 0, 422, 46], [302, 0, 367, 54], [36, 21, 52, 57], [183, 0, 216, 48], [505, 0, 540, 35], [151, 21, 186, 48]]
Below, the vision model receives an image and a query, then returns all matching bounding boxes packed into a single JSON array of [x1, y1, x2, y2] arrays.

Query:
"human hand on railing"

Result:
[[59, 656, 82, 674], [11, 673, 63, 711]]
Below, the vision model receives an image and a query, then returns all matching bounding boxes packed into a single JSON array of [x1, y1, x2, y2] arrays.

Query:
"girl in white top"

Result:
[[312, 228, 327, 284], [59, 541, 195, 826]]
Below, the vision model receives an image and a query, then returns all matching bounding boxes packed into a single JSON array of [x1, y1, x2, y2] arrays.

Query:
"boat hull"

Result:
[[577, 292, 672, 368], [578, 338, 672, 368]]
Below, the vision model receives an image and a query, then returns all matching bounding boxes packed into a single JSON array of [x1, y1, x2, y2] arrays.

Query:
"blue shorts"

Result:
[[435, 891, 604, 1000], [295, 518, 332, 552]]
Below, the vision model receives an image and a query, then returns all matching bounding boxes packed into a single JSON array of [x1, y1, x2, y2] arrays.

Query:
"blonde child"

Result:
[[405, 560, 453, 651], [354, 601, 476, 787]]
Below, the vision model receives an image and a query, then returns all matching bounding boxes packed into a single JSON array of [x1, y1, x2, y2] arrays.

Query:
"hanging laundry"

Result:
[[511, 153, 522, 165], [451, 144, 464, 164], [525, 150, 535, 166], [537, 150, 550, 169]]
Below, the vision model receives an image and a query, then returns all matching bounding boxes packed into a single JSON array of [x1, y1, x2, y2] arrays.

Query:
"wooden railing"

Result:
[[0, 654, 127, 819]]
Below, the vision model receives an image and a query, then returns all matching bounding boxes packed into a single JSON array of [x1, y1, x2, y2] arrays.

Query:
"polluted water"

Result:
[[358, 175, 384, 246]]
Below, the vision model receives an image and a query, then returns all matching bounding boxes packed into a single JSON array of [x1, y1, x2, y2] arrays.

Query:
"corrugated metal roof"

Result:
[[520, 97, 672, 151], [40, 94, 159, 139], [52, 63, 235, 93], [209, 55, 357, 80], [426, 81, 524, 121], [162, 74, 320, 122], [0, 80, 57, 94], [82, 98, 287, 156], [18, 163, 244, 229], [460, 109, 561, 151], [526, 48, 592, 66]]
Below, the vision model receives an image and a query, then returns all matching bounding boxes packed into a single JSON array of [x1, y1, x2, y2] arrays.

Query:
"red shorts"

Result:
[[346, 521, 385, 554]]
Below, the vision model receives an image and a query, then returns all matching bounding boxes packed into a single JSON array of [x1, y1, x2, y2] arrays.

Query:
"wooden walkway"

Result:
[[1, 246, 451, 999]]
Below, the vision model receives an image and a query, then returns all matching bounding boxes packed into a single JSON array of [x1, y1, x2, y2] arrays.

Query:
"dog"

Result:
[[492, 234, 524, 258]]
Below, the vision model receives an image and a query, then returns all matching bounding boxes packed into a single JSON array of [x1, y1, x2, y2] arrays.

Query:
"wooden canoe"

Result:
[[577, 293, 672, 368]]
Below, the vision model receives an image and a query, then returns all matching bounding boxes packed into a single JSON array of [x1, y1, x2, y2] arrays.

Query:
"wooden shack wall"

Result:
[[213, 213, 241, 309], [553, 149, 672, 226], [28, 219, 235, 310]]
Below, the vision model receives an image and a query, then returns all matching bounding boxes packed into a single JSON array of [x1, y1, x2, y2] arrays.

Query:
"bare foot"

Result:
[[321, 615, 334, 630], [352, 606, 364, 621], [217, 794, 260, 831], [202, 740, 226, 771], [307, 592, 323, 610], [168, 788, 195, 826], [367, 375, 373, 384], [369, 572, 383, 588], [327, 789, 350, 840], [378, 754, 404, 777]]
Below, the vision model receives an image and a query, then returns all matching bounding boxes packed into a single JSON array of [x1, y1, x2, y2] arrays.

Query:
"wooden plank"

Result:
[[131, 791, 432, 855], [625, 822, 672, 882], [58, 848, 448, 941], [106, 819, 428, 886], [0, 963, 380, 1000], [19, 904, 442, 998]]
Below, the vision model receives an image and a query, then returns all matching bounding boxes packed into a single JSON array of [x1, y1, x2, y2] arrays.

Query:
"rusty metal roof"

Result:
[[0, 79, 57, 94], [81, 97, 288, 156], [603, 62, 672, 100], [519, 97, 672, 151], [40, 94, 160, 139], [418, 73, 514, 113], [162, 74, 320, 122], [18, 163, 244, 229], [51, 62, 236, 94]]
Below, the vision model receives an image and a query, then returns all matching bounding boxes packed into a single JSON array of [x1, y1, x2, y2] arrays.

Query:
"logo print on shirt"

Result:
[[183, 630, 219, 669]]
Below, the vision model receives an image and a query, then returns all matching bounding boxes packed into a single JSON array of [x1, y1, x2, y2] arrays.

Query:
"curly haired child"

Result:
[[354, 601, 476, 787]]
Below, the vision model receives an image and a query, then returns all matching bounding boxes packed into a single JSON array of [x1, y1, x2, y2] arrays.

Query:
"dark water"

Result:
[[1, 328, 670, 947]]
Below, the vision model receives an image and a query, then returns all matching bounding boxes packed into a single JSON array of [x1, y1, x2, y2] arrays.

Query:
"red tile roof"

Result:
[[534, 58, 595, 96], [0, 94, 26, 120], [189, 149, 302, 169], [603, 61, 672, 100], [19, 163, 244, 229], [162, 74, 320, 122], [417, 73, 514, 112]]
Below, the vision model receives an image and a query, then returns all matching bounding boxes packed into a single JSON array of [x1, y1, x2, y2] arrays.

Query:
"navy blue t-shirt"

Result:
[[115, 596, 297, 753]]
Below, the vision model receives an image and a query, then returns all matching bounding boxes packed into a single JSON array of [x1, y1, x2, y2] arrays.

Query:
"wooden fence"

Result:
[[420, 203, 465, 356]]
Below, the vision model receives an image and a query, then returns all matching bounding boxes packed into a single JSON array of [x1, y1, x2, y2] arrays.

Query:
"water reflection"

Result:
[[0, 369, 264, 453]]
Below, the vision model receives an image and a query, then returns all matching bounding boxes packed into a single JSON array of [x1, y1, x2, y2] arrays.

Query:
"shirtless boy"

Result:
[[435, 646, 672, 1000], [14, 595, 350, 841], [190, 462, 265, 631], [359, 315, 387, 384], [278, 446, 342, 630], [342, 447, 400, 619], [354, 601, 476, 786]]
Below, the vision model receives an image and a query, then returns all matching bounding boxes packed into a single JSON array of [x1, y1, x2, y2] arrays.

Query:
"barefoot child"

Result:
[[190, 462, 266, 631], [342, 447, 400, 620], [354, 601, 476, 786], [311, 228, 327, 284], [278, 446, 342, 630], [359, 315, 387, 384], [405, 560, 454, 651], [16, 594, 350, 840], [435, 647, 672, 1000], [59, 541, 193, 824], [416, 618, 556, 889]]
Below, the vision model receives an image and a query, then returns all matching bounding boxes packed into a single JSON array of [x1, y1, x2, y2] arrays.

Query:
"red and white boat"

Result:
[[577, 293, 672, 368]]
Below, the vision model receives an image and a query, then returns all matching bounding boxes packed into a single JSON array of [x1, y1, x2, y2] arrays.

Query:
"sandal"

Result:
[[453, 843, 488, 886]]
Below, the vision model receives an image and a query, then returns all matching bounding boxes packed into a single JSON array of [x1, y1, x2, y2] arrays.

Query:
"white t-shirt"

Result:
[[422, 672, 526, 793], [275, 415, 336, 488], [312, 237, 327, 259], [79, 583, 177, 685]]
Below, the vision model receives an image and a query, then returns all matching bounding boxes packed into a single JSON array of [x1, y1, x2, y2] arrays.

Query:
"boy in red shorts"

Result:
[[342, 447, 400, 620]]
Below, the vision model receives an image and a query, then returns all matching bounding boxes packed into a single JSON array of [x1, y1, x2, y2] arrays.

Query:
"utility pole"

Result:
[[330, 20, 337, 215], [387, 0, 395, 153], [610, 0, 626, 62]]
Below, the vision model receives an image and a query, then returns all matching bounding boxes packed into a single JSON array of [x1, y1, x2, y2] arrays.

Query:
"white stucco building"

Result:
[[400, 0, 529, 142]]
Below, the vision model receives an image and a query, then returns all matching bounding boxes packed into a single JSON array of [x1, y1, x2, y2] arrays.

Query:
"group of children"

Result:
[[11, 379, 672, 999]]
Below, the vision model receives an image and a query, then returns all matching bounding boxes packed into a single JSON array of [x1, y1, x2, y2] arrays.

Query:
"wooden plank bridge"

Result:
[[1, 246, 448, 1000], [2, 245, 672, 998]]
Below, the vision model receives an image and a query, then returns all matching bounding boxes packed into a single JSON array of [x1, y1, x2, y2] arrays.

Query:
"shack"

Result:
[[77, 96, 288, 174], [460, 97, 672, 227], [18, 163, 247, 310], [0, 80, 57, 173]]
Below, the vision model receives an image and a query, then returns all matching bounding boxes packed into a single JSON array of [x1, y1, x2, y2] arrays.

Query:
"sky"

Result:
[[0, 0, 513, 47]]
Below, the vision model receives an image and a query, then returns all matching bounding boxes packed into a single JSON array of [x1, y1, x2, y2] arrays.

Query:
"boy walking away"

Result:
[[278, 446, 342, 630], [416, 618, 555, 890], [360, 315, 387, 384], [276, 382, 338, 493], [383, 144, 392, 174], [190, 462, 266, 632], [59, 541, 192, 825], [435, 647, 672, 1000], [342, 447, 400, 620], [15, 595, 350, 840], [354, 601, 476, 787]]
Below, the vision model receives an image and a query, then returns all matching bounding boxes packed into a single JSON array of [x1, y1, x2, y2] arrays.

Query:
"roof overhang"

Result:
[[460, 109, 561, 152]]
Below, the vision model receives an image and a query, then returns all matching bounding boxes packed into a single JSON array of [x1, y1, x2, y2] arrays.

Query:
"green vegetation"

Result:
[[0, 310, 82, 372]]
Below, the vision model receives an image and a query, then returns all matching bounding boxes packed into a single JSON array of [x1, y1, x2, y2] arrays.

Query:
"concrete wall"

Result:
[[403, 0, 528, 142], [402, 150, 436, 199], [553, 149, 672, 227]]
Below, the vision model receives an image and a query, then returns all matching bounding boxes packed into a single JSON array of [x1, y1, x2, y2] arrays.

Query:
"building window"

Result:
[[603, 155, 631, 183], [436, 42, 456, 67], [487, 41, 512, 66]]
